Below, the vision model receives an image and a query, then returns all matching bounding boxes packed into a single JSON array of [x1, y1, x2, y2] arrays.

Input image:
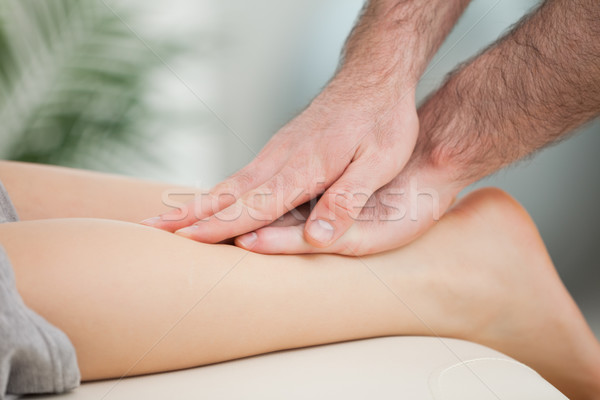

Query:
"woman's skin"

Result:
[[0, 161, 196, 222], [0, 161, 599, 399]]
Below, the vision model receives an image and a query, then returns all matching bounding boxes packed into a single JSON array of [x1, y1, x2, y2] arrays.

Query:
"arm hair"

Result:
[[417, 0, 600, 181]]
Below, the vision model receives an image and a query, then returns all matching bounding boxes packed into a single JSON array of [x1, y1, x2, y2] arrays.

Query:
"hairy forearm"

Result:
[[334, 0, 471, 90], [418, 0, 600, 182]]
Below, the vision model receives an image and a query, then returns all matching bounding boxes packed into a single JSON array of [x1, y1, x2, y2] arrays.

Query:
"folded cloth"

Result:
[[0, 180, 80, 399], [0, 181, 17, 224]]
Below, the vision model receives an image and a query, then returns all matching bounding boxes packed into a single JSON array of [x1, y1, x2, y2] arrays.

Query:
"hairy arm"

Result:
[[418, 0, 600, 182], [336, 0, 472, 88], [148, 0, 473, 252]]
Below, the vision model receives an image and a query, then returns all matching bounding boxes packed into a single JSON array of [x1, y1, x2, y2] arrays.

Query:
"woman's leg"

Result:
[[0, 189, 598, 398], [0, 160, 198, 222]]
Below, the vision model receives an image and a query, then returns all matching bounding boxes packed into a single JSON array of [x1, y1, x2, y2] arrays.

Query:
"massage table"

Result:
[[21, 336, 567, 399]]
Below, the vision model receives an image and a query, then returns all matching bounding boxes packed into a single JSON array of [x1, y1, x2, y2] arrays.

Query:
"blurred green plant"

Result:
[[0, 0, 180, 173]]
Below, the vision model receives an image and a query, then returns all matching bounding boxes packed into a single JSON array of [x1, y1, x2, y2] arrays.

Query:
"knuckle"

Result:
[[358, 147, 404, 178], [323, 186, 365, 221], [211, 180, 239, 199], [239, 186, 278, 221], [232, 171, 255, 191], [363, 151, 384, 169], [374, 129, 399, 149], [287, 157, 327, 192], [210, 182, 238, 210], [277, 165, 310, 195], [261, 174, 287, 194], [211, 170, 256, 201], [258, 138, 285, 160], [265, 165, 317, 211], [332, 191, 355, 218], [366, 145, 393, 166]]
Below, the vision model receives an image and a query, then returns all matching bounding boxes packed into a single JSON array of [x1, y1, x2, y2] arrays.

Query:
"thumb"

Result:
[[304, 159, 394, 247]]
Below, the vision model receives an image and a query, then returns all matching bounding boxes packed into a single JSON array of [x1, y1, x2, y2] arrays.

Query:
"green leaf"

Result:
[[0, 0, 184, 174]]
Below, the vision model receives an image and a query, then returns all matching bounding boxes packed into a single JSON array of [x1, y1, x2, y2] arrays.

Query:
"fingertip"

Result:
[[235, 232, 258, 250], [239, 226, 314, 254], [141, 206, 198, 232], [174, 225, 201, 240], [140, 215, 182, 232], [140, 216, 162, 226], [305, 219, 335, 247]]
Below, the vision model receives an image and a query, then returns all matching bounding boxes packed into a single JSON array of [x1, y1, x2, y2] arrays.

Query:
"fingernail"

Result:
[[307, 219, 334, 244], [175, 225, 200, 238], [237, 232, 257, 249], [140, 216, 162, 225]]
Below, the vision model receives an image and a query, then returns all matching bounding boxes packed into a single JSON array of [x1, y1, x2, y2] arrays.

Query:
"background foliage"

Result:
[[0, 0, 181, 173]]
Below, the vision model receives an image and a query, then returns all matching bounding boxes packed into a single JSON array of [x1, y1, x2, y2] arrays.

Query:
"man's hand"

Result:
[[147, 78, 420, 247], [142, 0, 470, 250], [238, 0, 600, 256], [233, 160, 460, 255], [144, 0, 600, 255]]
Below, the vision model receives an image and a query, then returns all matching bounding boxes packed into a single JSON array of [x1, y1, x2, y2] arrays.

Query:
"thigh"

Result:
[[0, 161, 201, 222]]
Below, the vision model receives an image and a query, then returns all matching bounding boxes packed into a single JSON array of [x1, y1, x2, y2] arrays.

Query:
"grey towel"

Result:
[[0, 180, 80, 398], [0, 181, 17, 224]]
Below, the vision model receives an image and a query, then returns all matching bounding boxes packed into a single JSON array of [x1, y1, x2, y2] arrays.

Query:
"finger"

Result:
[[142, 146, 285, 232], [174, 166, 320, 243], [140, 192, 215, 232], [304, 155, 399, 247], [267, 202, 312, 228], [236, 220, 364, 255], [208, 149, 285, 210], [235, 225, 318, 254]]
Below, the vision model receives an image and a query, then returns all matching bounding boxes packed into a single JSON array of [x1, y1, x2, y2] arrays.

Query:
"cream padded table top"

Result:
[[22, 337, 567, 400]]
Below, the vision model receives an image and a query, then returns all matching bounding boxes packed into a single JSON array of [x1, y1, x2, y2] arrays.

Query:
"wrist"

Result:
[[310, 70, 417, 120], [414, 68, 483, 189], [405, 147, 467, 206], [337, 24, 425, 91], [332, 64, 419, 102]]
